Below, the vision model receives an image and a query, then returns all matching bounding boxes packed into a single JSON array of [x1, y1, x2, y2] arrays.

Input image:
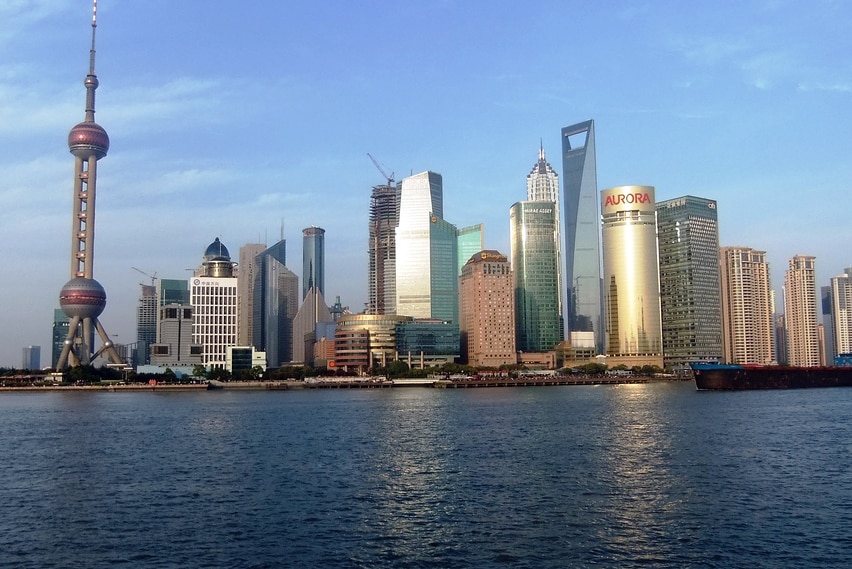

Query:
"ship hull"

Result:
[[691, 364, 852, 391]]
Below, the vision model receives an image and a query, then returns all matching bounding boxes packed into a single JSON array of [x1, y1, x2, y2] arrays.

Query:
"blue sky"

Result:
[[2, 0, 851, 367]]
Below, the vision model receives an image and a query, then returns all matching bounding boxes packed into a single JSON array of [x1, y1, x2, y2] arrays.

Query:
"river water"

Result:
[[0, 381, 850, 568]]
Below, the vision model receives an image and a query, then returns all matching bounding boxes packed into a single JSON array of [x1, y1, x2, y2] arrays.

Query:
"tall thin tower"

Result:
[[56, 1, 122, 369]]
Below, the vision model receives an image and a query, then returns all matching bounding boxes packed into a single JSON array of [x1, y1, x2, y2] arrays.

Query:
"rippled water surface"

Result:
[[1, 382, 851, 568]]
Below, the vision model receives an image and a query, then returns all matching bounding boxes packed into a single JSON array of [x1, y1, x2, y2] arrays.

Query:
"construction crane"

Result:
[[131, 266, 158, 287], [367, 153, 394, 187]]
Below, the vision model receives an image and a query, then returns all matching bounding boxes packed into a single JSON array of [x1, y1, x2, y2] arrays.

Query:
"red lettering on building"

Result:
[[604, 193, 651, 207]]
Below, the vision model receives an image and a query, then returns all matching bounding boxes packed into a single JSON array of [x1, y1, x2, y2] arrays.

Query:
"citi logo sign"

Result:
[[604, 193, 651, 207]]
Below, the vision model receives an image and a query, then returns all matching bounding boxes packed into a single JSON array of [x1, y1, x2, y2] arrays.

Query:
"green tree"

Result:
[[192, 364, 207, 379]]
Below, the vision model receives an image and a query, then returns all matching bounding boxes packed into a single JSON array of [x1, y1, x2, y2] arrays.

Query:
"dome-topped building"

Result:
[[202, 237, 237, 277]]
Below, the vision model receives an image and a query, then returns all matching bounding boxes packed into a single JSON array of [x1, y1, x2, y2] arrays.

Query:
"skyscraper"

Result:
[[784, 255, 819, 367], [238, 243, 267, 347], [51, 309, 70, 368], [302, 227, 325, 300], [56, 2, 123, 369], [656, 196, 723, 368], [292, 287, 334, 365], [600, 186, 663, 368], [510, 201, 561, 352], [456, 224, 484, 275], [719, 247, 775, 364], [829, 270, 852, 359], [821, 285, 836, 362], [191, 238, 239, 369], [367, 182, 400, 315], [395, 171, 459, 323], [561, 120, 603, 353], [136, 284, 157, 365], [22, 346, 41, 370], [527, 145, 563, 334], [459, 250, 516, 367], [252, 239, 299, 366]]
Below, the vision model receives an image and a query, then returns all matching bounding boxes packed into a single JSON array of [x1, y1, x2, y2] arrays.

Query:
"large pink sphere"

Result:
[[59, 277, 107, 319], [68, 122, 109, 159]]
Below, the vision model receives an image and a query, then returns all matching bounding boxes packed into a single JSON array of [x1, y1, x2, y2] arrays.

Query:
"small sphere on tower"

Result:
[[68, 121, 109, 159], [59, 277, 107, 319]]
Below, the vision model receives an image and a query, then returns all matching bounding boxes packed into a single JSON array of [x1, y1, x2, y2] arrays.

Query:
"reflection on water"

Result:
[[0, 384, 851, 568]]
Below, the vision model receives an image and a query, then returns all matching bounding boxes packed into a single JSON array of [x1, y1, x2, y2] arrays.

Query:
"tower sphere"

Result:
[[68, 122, 109, 159], [59, 277, 107, 319]]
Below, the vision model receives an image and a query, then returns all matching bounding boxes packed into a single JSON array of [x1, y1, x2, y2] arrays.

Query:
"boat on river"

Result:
[[691, 363, 852, 391]]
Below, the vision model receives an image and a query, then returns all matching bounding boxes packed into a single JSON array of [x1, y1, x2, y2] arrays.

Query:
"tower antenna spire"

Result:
[[90, 0, 98, 75]]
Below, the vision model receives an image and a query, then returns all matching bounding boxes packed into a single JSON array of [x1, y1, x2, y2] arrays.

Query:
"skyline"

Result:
[[2, 0, 851, 367]]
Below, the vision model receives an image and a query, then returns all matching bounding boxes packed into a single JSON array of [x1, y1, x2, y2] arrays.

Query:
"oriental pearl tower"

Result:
[[56, 0, 123, 369]]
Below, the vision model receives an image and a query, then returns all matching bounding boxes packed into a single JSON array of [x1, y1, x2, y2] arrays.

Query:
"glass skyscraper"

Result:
[[252, 239, 299, 367], [510, 201, 561, 352], [456, 224, 484, 275], [302, 226, 325, 300], [561, 120, 603, 353], [395, 171, 459, 323], [601, 186, 663, 368], [656, 196, 723, 368], [526, 145, 562, 334]]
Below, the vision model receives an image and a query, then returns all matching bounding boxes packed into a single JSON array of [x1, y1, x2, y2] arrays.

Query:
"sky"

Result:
[[2, 0, 851, 368]]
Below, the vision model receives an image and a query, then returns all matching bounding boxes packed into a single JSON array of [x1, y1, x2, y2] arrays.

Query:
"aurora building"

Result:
[[656, 196, 723, 368], [510, 201, 561, 352], [600, 186, 663, 368], [561, 120, 603, 353]]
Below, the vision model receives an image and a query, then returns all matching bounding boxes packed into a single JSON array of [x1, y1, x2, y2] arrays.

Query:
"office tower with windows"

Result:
[[720, 247, 775, 364], [459, 250, 516, 367], [829, 270, 852, 359], [191, 238, 239, 369], [561, 120, 603, 353], [292, 287, 334, 365], [510, 201, 561, 352], [784, 255, 819, 367], [302, 227, 325, 300], [457, 224, 484, 275], [822, 285, 837, 361], [395, 171, 458, 323], [600, 186, 663, 368], [656, 196, 723, 368], [51, 309, 70, 368], [527, 145, 563, 335], [135, 284, 157, 365], [252, 239, 299, 366], [368, 182, 400, 315], [22, 346, 40, 370], [238, 243, 267, 346]]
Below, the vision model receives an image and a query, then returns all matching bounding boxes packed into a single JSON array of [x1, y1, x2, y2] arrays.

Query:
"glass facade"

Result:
[[456, 224, 483, 275], [510, 201, 561, 352], [396, 171, 459, 323], [395, 320, 460, 358], [561, 120, 603, 352], [656, 196, 723, 368], [252, 240, 298, 367], [601, 186, 662, 361], [302, 226, 325, 300]]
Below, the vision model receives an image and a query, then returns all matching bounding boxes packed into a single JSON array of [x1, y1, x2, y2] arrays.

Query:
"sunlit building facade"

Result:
[[459, 250, 516, 367], [656, 196, 723, 368], [719, 247, 775, 364], [456, 224, 484, 275], [601, 186, 663, 368], [334, 313, 412, 373], [562, 120, 603, 352], [238, 243, 267, 346], [395, 171, 459, 323], [510, 201, 560, 352], [191, 238, 239, 369], [784, 255, 819, 367], [527, 145, 563, 336], [829, 270, 852, 359]]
